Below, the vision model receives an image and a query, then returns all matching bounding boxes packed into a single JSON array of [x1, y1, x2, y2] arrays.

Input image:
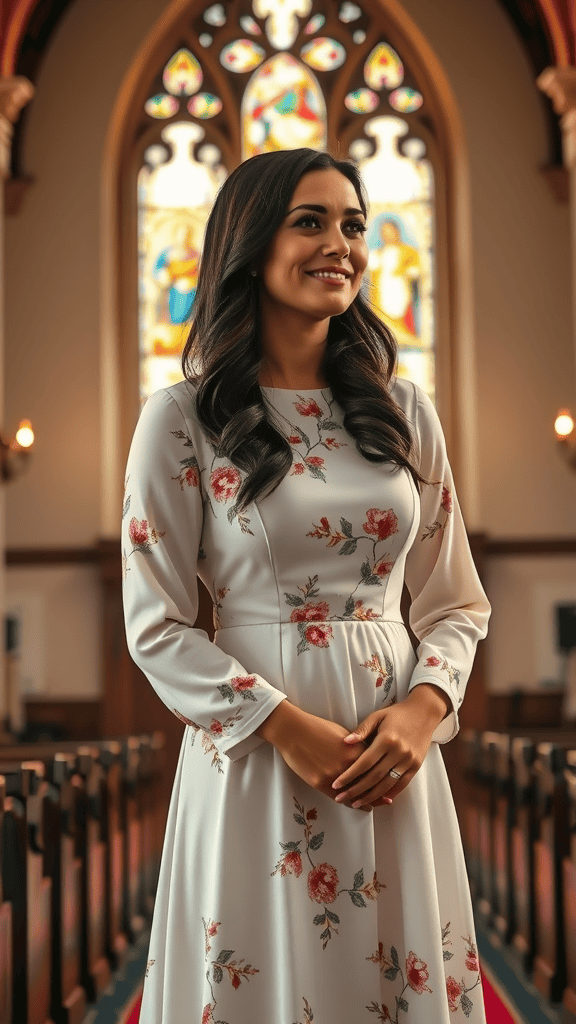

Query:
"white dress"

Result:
[[122, 377, 490, 1024]]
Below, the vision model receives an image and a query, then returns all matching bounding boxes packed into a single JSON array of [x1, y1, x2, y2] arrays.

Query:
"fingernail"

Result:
[[345, 733, 359, 742], [352, 800, 362, 808], [332, 781, 342, 789], [334, 794, 345, 802]]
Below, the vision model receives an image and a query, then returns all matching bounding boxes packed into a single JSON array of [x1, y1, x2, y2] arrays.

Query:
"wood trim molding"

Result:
[[6, 547, 100, 565], [485, 537, 576, 555]]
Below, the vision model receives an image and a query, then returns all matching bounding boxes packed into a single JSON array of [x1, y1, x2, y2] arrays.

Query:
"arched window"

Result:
[[134, 0, 438, 407]]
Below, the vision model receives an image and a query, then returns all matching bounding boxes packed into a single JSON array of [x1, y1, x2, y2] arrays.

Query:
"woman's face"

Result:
[[257, 168, 369, 323]]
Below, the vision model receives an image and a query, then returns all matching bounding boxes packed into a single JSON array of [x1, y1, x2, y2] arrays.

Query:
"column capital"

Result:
[[0, 76, 34, 180], [537, 66, 576, 170], [537, 65, 576, 116]]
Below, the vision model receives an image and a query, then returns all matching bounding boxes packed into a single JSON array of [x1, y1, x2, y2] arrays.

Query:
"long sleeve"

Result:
[[121, 388, 287, 761], [403, 383, 491, 744]]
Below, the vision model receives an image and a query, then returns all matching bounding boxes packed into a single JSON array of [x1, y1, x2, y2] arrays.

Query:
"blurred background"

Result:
[[0, 1, 576, 1022]]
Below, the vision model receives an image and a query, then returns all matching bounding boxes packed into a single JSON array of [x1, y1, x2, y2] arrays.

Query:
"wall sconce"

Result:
[[0, 419, 34, 482], [555, 408, 576, 471]]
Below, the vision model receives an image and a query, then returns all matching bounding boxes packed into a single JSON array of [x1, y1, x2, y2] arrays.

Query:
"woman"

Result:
[[122, 148, 490, 1024]]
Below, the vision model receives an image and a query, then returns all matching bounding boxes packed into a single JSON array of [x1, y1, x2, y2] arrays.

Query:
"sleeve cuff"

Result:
[[407, 676, 460, 745], [221, 689, 289, 762]]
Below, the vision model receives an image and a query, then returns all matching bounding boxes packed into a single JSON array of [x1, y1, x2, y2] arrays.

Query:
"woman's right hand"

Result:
[[256, 701, 391, 813]]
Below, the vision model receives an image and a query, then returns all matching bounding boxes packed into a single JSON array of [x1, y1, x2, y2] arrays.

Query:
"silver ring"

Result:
[[388, 768, 402, 779]]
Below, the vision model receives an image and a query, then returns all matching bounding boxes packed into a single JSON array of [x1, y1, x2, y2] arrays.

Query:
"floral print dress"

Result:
[[122, 377, 490, 1024]]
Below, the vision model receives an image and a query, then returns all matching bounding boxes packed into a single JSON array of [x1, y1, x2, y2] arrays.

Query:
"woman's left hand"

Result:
[[330, 694, 445, 808]]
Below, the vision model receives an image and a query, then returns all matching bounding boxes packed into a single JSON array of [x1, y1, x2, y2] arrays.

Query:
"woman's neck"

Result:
[[258, 324, 329, 390]]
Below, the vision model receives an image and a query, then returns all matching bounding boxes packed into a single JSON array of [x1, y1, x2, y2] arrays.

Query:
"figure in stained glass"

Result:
[[242, 53, 326, 158], [367, 216, 421, 343], [153, 222, 200, 329]]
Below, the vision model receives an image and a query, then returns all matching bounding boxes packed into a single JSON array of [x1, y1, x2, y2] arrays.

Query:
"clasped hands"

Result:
[[258, 687, 449, 813]]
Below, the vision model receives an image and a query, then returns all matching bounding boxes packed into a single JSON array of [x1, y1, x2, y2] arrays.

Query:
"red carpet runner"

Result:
[[121, 961, 525, 1024]]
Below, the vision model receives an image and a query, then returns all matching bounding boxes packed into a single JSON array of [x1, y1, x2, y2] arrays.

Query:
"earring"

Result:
[[250, 269, 258, 277]]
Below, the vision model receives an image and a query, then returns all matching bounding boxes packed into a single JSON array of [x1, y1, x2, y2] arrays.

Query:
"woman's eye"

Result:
[[296, 214, 321, 228], [346, 221, 367, 234]]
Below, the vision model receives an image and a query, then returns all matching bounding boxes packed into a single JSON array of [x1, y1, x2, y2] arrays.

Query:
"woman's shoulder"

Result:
[[141, 379, 200, 428]]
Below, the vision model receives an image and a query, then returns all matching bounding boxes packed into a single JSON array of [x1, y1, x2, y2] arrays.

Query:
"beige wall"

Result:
[[4, 0, 576, 699]]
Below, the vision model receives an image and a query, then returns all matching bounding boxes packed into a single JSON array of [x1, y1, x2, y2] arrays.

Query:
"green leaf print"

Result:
[[212, 964, 223, 984], [340, 517, 353, 537], [391, 946, 399, 968], [227, 505, 238, 523], [339, 539, 358, 557], [353, 869, 364, 890], [309, 832, 324, 851], [343, 596, 355, 618], [294, 814, 306, 826], [325, 909, 340, 924], [216, 949, 234, 964], [285, 593, 305, 607], [321, 420, 340, 430], [349, 890, 367, 908], [217, 683, 235, 704]]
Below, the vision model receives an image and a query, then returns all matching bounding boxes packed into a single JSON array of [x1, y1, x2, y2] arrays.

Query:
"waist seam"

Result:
[[215, 619, 407, 631]]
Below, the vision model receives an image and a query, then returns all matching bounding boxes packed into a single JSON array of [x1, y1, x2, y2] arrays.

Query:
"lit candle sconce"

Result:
[[554, 407, 576, 471], [0, 418, 34, 482]]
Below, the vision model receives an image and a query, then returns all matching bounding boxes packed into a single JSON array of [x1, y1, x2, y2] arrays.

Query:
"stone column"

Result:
[[0, 76, 34, 735], [537, 66, 576, 387]]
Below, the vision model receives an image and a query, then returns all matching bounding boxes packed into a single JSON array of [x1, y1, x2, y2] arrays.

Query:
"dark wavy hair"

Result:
[[182, 148, 428, 509]]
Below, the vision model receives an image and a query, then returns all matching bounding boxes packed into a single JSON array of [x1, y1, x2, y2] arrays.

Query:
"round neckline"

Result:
[[260, 385, 330, 393]]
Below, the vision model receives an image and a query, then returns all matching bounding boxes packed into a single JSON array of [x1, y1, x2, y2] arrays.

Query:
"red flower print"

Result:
[[307, 863, 339, 904], [128, 518, 149, 546], [304, 623, 333, 648], [294, 398, 323, 417], [406, 951, 432, 994], [290, 601, 330, 623], [353, 600, 380, 620], [363, 508, 399, 541], [441, 486, 453, 513], [306, 808, 317, 821], [209, 719, 223, 735], [425, 655, 441, 667], [210, 466, 241, 503], [291, 463, 305, 475], [231, 675, 256, 693], [283, 850, 303, 877], [322, 437, 345, 449], [374, 556, 394, 577], [446, 975, 462, 1011], [305, 456, 325, 468], [231, 974, 241, 989], [184, 465, 199, 487], [307, 517, 345, 547], [202, 1003, 215, 1024], [288, 435, 301, 444], [465, 944, 479, 972], [207, 922, 220, 937]]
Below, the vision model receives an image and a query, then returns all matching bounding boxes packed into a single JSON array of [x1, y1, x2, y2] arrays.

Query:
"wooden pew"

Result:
[[96, 741, 129, 970], [532, 742, 568, 1004], [492, 732, 514, 944], [461, 729, 482, 898], [510, 736, 537, 974], [562, 749, 576, 1015], [121, 737, 146, 941], [42, 753, 85, 1024], [0, 777, 12, 1024], [0, 761, 53, 1024], [73, 747, 111, 1002], [476, 731, 498, 922]]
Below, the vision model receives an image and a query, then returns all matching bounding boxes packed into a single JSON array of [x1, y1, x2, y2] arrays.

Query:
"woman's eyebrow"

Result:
[[286, 203, 365, 217]]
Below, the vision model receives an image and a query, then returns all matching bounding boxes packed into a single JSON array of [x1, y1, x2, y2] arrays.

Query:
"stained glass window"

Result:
[[136, 1, 439, 406]]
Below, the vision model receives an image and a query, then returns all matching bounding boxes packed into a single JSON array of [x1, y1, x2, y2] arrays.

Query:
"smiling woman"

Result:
[[256, 168, 369, 389], [123, 148, 491, 1024]]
